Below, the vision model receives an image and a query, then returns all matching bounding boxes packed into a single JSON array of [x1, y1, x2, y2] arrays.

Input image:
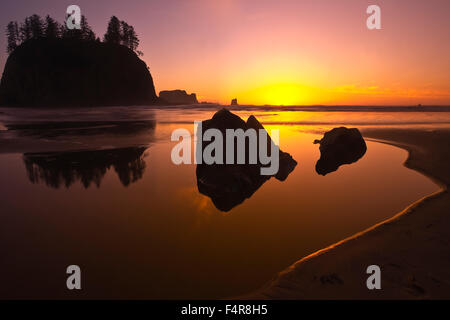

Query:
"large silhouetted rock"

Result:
[[196, 108, 297, 212], [159, 90, 198, 105], [0, 38, 158, 107], [314, 127, 367, 175]]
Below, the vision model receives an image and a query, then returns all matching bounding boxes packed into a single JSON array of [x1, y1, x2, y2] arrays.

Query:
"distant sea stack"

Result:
[[231, 98, 238, 106], [0, 38, 158, 107], [159, 90, 198, 105]]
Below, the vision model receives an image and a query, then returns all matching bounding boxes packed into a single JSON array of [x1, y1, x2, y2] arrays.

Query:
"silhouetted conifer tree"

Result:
[[80, 15, 96, 41], [120, 21, 131, 48], [44, 15, 61, 38], [19, 17, 32, 42], [6, 21, 19, 53], [118, 19, 141, 55], [19, 15, 44, 41], [61, 15, 95, 41], [29, 14, 44, 38], [128, 25, 140, 53], [103, 16, 121, 44], [5, 14, 143, 55]]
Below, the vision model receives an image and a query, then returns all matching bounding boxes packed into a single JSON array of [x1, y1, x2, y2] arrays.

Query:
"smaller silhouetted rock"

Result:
[[231, 98, 238, 106], [159, 90, 198, 105], [315, 127, 367, 176], [197, 108, 297, 211]]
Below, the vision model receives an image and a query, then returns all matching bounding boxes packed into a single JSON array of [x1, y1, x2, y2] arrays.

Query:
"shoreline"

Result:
[[245, 127, 450, 299]]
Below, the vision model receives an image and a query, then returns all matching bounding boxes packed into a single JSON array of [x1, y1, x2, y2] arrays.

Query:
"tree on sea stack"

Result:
[[128, 25, 140, 53], [19, 15, 44, 42], [19, 17, 32, 42], [5, 14, 141, 56], [80, 16, 96, 41], [6, 21, 20, 54], [120, 21, 131, 48], [104, 16, 142, 55], [103, 16, 122, 44], [28, 14, 45, 39], [44, 15, 61, 38], [62, 15, 96, 41]]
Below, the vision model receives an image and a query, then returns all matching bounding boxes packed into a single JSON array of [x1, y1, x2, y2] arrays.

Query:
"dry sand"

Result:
[[247, 127, 450, 299]]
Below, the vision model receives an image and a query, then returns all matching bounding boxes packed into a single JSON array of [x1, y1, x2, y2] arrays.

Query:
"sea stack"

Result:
[[159, 90, 198, 105], [0, 38, 158, 107]]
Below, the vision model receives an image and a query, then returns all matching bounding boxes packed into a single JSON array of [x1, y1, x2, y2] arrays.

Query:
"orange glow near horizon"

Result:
[[142, 0, 450, 106], [233, 83, 310, 106]]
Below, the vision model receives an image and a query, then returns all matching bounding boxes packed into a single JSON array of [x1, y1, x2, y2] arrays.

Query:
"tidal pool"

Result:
[[0, 107, 440, 299]]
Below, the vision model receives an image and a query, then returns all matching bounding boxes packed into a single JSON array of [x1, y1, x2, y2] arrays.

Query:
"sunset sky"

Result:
[[1, 0, 449, 105]]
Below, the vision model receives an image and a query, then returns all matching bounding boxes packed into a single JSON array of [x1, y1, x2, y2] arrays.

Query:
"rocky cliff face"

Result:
[[0, 38, 158, 107], [159, 90, 198, 105]]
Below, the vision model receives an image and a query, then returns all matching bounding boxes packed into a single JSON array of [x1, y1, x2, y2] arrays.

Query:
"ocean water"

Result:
[[0, 106, 444, 299]]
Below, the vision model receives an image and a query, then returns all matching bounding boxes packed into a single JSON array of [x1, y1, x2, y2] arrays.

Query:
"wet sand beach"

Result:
[[250, 127, 450, 299]]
